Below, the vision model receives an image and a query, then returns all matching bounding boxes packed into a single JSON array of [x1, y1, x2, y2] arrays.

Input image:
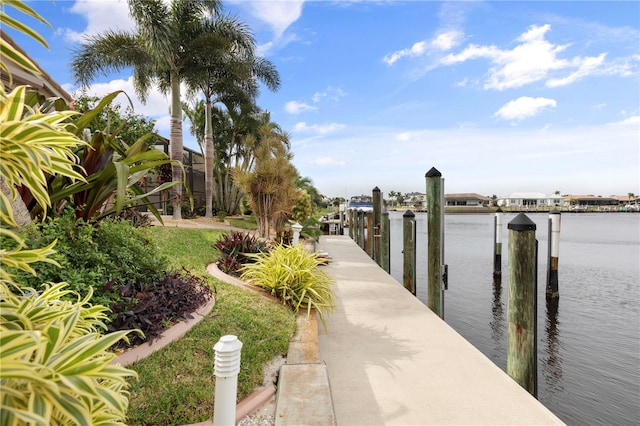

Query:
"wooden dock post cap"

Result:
[[425, 167, 441, 177], [373, 186, 380, 192], [403, 210, 415, 218], [508, 213, 536, 231]]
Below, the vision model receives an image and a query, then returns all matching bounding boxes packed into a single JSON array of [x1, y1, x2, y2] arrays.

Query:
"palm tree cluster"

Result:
[[72, 0, 290, 222]]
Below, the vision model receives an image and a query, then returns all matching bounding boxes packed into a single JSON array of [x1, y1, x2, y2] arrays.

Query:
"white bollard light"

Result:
[[213, 335, 243, 426], [291, 222, 303, 246]]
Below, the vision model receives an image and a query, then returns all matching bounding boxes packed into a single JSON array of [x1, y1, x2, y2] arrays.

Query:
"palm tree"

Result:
[[388, 190, 398, 207], [183, 15, 280, 218], [72, 0, 223, 219], [184, 100, 259, 215]]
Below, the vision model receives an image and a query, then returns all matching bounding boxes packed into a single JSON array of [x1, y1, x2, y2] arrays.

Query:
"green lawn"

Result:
[[125, 227, 296, 426], [226, 215, 258, 230]]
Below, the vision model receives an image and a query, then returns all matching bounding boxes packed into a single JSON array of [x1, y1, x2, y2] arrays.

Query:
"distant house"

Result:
[[564, 195, 619, 207], [497, 192, 564, 208], [445, 193, 490, 207], [403, 192, 426, 209], [350, 194, 373, 204], [1, 30, 72, 102], [610, 195, 640, 205]]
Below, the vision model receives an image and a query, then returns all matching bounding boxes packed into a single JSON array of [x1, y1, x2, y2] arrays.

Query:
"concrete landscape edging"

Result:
[[111, 293, 216, 367]]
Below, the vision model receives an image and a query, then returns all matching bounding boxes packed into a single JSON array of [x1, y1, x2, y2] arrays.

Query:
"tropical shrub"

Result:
[[0, 283, 137, 425], [72, 92, 160, 149], [214, 231, 269, 276], [291, 189, 312, 223], [3, 211, 166, 310], [240, 244, 335, 329], [300, 217, 323, 242]]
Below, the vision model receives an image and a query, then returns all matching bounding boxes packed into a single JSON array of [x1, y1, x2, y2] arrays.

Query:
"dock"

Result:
[[276, 235, 564, 425]]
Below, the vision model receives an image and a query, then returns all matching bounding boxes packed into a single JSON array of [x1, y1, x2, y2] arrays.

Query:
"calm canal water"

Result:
[[385, 211, 640, 425]]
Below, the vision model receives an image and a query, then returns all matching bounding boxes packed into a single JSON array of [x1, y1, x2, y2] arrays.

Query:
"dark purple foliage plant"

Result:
[[107, 269, 213, 348], [214, 231, 270, 276]]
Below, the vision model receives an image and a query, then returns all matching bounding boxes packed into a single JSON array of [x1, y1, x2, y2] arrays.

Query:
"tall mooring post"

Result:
[[373, 187, 382, 265], [403, 210, 416, 295], [357, 209, 365, 249], [380, 211, 390, 273], [507, 213, 538, 397], [348, 209, 354, 239], [426, 167, 445, 318], [493, 207, 503, 281], [546, 209, 561, 300], [365, 212, 374, 257]]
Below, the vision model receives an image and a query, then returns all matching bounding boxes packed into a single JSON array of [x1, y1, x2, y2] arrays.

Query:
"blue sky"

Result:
[[8, 0, 640, 199]]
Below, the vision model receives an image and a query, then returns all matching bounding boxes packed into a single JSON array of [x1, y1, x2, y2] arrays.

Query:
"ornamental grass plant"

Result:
[[240, 244, 335, 329]]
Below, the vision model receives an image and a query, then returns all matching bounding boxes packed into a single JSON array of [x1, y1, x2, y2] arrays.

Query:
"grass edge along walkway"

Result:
[[125, 226, 297, 426]]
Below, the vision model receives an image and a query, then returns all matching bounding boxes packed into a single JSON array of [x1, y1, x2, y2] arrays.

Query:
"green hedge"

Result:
[[4, 210, 166, 309]]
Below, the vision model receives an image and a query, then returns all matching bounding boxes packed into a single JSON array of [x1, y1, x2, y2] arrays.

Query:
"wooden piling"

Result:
[[365, 212, 374, 257], [546, 209, 561, 300], [507, 213, 538, 397], [403, 210, 416, 295], [348, 209, 353, 239], [380, 211, 390, 273], [426, 167, 444, 318], [358, 211, 362, 246], [493, 207, 503, 282], [373, 187, 382, 265]]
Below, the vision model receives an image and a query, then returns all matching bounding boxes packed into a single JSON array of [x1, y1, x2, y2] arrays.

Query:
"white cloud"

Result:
[[448, 25, 569, 89], [440, 24, 616, 90], [383, 41, 428, 65], [431, 30, 464, 51], [256, 41, 274, 57], [609, 116, 640, 126], [285, 100, 317, 114], [546, 53, 607, 87], [63, 0, 134, 42], [293, 122, 346, 134], [439, 24, 610, 91], [494, 96, 557, 121], [395, 132, 414, 142], [383, 30, 464, 65], [312, 86, 346, 103], [228, 0, 305, 38]]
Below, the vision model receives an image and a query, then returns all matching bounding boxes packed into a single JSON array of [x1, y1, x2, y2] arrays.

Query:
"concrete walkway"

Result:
[[316, 235, 564, 425]]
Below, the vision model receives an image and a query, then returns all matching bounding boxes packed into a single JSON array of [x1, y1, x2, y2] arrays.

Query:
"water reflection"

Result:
[[490, 277, 505, 350], [543, 297, 564, 395]]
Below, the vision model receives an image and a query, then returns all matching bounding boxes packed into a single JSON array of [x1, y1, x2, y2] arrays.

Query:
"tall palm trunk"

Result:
[[170, 72, 183, 220], [204, 98, 214, 218]]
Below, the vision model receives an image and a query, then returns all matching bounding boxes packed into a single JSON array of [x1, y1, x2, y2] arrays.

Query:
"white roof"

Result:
[[505, 192, 547, 199]]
